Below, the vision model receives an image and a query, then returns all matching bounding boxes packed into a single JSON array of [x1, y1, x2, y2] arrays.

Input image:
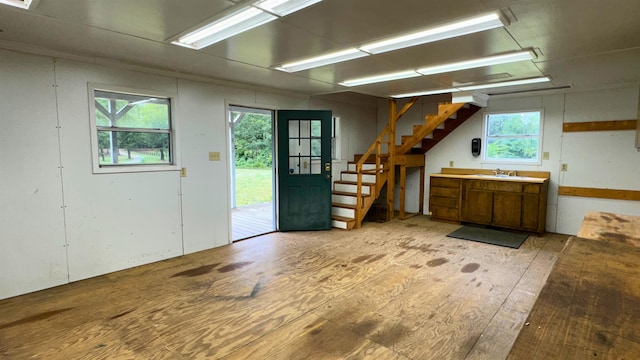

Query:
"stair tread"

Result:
[[332, 191, 371, 197], [332, 202, 357, 209], [334, 180, 376, 185], [332, 215, 356, 222]]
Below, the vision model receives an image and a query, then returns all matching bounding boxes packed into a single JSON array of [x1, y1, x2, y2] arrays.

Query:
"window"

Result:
[[89, 84, 178, 173], [483, 110, 543, 164]]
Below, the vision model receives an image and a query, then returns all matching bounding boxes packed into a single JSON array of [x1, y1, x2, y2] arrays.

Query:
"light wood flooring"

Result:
[[0, 216, 568, 359]]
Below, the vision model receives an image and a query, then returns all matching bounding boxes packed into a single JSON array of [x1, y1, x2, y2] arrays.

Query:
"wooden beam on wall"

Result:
[[563, 120, 637, 132], [558, 186, 640, 201]]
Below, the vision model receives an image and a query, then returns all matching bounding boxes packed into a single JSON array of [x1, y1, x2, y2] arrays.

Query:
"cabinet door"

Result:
[[493, 192, 522, 228], [521, 195, 540, 230], [462, 189, 493, 224]]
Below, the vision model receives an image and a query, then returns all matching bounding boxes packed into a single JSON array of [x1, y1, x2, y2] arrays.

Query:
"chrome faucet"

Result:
[[493, 168, 503, 176], [508, 169, 518, 177]]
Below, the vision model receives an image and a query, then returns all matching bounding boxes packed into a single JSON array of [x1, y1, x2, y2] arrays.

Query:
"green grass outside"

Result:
[[235, 168, 273, 207]]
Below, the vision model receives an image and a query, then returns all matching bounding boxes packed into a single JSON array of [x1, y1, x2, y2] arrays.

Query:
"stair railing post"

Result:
[[356, 162, 362, 228], [386, 99, 397, 221]]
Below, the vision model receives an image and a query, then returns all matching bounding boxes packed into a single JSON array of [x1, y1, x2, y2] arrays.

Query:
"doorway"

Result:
[[228, 105, 276, 241]]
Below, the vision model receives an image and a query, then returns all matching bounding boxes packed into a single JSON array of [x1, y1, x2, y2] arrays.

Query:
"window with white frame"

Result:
[[483, 110, 543, 164], [89, 85, 178, 173]]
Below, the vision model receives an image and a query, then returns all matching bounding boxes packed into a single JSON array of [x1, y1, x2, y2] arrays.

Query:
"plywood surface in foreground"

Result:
[[0, 217, 567, 359]]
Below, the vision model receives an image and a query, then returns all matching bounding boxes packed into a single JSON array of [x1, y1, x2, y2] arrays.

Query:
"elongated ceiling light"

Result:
[[254, 0, 322, 16], [416, 50, 534, 76], [0, 0, 36, 9], [458, 76, 550, 91], [275, 11, 507, 72], [391, 76, 551, 98], [339, 70, 421, 87], [340, 50, 534, 87], [173, 0, 322, 49], [276, 48, 369, 72], [359, 12, 506, 54]]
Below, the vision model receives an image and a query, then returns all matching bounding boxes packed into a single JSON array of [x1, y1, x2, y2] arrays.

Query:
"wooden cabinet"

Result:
[[460, 179, 548, 233], [429, 177, 461, 221], [430, 174, 549, 233]]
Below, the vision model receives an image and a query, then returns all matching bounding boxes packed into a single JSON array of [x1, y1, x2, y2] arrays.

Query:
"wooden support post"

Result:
[[399, 165, 406, 220], [387, 99, 397, 221], [419, 165, 425, 214]]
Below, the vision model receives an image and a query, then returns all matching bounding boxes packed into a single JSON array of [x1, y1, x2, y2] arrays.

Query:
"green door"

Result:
[[277, 110, 332, 231]]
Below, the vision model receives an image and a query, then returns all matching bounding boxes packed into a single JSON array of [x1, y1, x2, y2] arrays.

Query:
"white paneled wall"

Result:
[[0, 52, 69, 298], [0, 49, 377, 299]]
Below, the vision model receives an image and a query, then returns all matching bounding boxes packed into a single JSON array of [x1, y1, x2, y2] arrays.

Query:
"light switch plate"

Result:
[[543, 152, 549, 160], [180, 167, 187, 177], [209, 152, 221, 161]]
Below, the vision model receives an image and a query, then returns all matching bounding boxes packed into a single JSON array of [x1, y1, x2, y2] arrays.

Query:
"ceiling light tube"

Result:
[[276, 48, 369, 72], [391, 88, 460, 98], [359, 13, 506, 55], [416, 50, 534, 76], [174, 7, 276, 49], [0, 0, 34, 9], [253, 0, 322, 16], [340, 70, 421, 87], [458, 76, 550, 91]]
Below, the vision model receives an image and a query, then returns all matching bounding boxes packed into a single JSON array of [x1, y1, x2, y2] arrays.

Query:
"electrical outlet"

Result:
[[561, 163, 568, 171], [543, 152, 550, 160], [209, 152, 221, 161], [449, 160, 454, 167], [180, 167, 187, 177]]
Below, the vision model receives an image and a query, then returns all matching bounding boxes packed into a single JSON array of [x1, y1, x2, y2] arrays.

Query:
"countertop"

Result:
[[430, 173, 547, 183]]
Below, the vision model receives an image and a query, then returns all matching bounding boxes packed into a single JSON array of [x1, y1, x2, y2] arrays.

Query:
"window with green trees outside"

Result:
[[89, 85, 178, 173], [483, 110, 543, 163]]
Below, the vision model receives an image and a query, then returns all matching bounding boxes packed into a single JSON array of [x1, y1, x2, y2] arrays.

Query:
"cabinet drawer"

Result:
[[523, 184, 541, 194], [431, 186, 460, 198], [430, 177, 460, 188], [467, 180, 522, 192], [430, 196, 458, 208], [431, 206, 459, 221]]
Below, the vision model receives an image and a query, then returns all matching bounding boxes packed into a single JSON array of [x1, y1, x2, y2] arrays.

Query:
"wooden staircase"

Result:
[[331, 100, 481, 230]]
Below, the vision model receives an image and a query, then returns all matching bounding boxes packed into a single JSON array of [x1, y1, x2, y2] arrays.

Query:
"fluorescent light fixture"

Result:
[[276, 48, 369, 72], [253, 0, 322, 16], [0, 0, 35, 9], [392, 88, 460, 98], [173, 7, 276, 49], [391, 76, 551, 98], [359, 13, 506, 55], [416, 50, 534, 76], [459, 76, 550, 91], [340, 70, 421, 87], [173, 0, 322, 49]]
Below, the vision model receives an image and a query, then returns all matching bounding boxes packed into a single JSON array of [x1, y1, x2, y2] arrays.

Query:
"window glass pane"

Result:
[[289, 139, 299, 155], [487, 112, 540, 136], [288, 120, 299, 138], [97, 131, 171, 165], [299, 139, 310, 156], [288, 157, 299, 174], [486, 137, 539, 161], [299, 120, 310, 138], [94, 91, 170, 130], [311, 120, 321, 137], [310, 158, 321, 174], [311, 139, 321, 156], [299, 157, 311, 174]]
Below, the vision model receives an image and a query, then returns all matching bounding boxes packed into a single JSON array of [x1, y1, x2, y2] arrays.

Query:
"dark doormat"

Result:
[[447, 225, 529, 249]]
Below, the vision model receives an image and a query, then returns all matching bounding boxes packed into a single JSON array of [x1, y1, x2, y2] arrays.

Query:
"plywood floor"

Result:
[[0, 216, 568, 360]]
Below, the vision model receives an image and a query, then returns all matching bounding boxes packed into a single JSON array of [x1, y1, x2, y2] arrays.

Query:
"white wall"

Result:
[[0, 49, 377, 299], [393, 87, 640, 235]]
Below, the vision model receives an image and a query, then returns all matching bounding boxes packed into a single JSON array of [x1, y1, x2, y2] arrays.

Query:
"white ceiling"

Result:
[[1, 0, 639, 99]]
